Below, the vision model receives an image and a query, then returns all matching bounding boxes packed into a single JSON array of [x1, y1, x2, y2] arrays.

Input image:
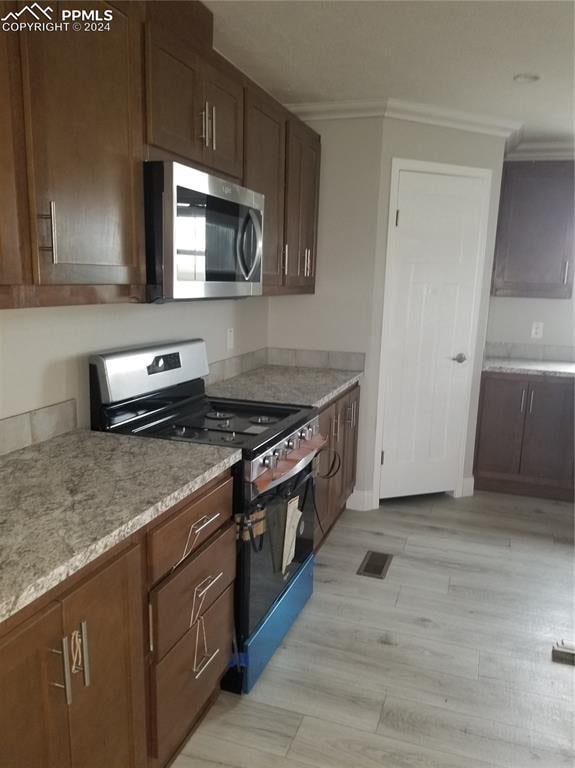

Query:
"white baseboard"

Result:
[[461, 476, 475, 497], [347, 489, 378, 512], [448, 476, 475, 499]]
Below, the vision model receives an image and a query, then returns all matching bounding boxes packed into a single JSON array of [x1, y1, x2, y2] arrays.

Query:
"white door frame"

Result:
[[373, 157, 492, 503]]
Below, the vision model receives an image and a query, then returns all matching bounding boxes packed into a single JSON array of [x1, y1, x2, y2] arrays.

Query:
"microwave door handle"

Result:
[[237, 210, 263, 281]]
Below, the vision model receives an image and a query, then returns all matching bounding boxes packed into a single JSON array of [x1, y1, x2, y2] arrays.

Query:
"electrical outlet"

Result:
[[531, 321, 544, 340], [226, 327, 235, 351]]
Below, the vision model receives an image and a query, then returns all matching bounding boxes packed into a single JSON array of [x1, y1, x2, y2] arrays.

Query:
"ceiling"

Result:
[[205, 1, 574, 145]]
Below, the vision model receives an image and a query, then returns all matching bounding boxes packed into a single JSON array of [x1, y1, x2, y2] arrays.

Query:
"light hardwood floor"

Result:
[[175, 491, 575, 768]]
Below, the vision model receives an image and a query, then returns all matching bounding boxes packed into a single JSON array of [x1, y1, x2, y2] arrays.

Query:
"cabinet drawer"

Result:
[[151, 585, 233, 762], [148, 477, 233, 584], [150, 521, 236, 661]]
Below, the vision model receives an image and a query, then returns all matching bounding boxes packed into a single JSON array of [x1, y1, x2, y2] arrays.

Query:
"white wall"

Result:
[[269, 115, 506, 503], [0, 298, 268, 425], [487, 295, 575, 348], [268, 117, 384, 353]]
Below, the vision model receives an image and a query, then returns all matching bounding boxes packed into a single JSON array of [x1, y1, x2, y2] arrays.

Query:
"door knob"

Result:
[[451, 353, 467, 363]]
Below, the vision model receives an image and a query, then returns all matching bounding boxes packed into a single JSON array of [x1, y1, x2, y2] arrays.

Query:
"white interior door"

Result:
[[379, 162, 490, 498]]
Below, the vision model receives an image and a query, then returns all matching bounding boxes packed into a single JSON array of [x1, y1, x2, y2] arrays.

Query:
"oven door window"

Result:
[[175, 187, 262, 283]]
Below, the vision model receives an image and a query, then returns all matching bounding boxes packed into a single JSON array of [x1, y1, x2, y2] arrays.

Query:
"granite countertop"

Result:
[[483, 358, 575, 378], [0, 430, 241, 623], [208, 365, 362, 409]]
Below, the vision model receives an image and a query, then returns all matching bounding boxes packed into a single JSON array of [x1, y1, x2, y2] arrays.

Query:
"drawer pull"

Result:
[[49, 636, 72, 705], [193, 615, 220, 679], [175, 511, 222, 569], [190, 571, 224, 627], [191, 511, 221, 536], [194, 648, 220, 679]]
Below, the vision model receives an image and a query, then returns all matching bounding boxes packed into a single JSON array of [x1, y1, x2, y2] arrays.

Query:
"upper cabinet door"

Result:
[[475, 374, 528, 477], [284, 119, 320, 291], [299, 138, 320, 289], [0, 603, 72, 768], [492, 161, 574, 298], [244, 87, 286, 292], [0, 7, 31, 286], [203, 61, 244, 178], [21, 1, 145, 286], [520, 378, 574, 489], [146, 25, 243, 179], [61, 545, 146, 768], [146, 23, 205, 165]]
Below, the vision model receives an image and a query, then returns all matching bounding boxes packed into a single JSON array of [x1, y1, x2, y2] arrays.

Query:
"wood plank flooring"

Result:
[[175, 491, 575, 768]]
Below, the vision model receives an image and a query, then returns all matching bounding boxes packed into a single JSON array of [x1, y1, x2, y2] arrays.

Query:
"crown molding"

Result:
[[285, 100, 387, 122], [384, 99, 522, 140], [286, 97, 522, 141], [505, 139, 575, 161]]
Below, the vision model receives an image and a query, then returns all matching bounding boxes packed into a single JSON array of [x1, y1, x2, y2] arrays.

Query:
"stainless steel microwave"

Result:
[[144, 162, 264, 301]]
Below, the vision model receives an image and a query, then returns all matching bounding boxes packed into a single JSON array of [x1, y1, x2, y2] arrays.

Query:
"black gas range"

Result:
[[89, 339, 321, 693]]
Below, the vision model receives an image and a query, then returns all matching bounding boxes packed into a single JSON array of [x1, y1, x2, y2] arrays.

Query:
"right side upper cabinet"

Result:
[[492, 160, 574, 298]]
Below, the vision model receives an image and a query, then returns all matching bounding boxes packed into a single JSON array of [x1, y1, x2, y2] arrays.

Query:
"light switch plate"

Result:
[[531, 321, 544, 340], [226, 327, 235, 351]]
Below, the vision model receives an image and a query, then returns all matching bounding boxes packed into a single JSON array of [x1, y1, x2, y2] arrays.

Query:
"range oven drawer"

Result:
[[149, 521, 236, 661], [148, 476, 233, 584], [151, 585, 233, 762]]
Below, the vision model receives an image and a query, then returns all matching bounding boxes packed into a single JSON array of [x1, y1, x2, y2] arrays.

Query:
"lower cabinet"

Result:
[[0, 544, 147, 768], [475, 372, 574, 500], [0, 470, 236, 768], [146, 474, 236, 767], [314, 385, 360, 549]]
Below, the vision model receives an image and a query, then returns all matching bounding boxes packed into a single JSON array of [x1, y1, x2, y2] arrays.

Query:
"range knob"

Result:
[[298, 429, 308, 441], [286, 438, 296, 450], [262, 450, 280, 469]]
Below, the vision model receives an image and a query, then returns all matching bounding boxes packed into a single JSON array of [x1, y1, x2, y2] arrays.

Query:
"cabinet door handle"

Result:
[[284, 244, 289, 276], [201, 108, 207, 145], [80, 621, 91, 687], [212, 105, 216, 151], [49, 636, 73, 705], [520, 388, 526, 414], [49, 201, 58, 264], [563, 259, 570, 285], [204, 101, 210, 148], [528, 390, 535, 415]]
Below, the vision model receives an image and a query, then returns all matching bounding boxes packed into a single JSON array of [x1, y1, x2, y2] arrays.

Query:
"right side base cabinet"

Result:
[[474, 372, 574, 501], [314, 385, 360, 549]]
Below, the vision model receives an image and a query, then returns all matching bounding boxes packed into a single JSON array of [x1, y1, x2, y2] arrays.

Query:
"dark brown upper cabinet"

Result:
[[492, 161, 574, 298], [146, 23, 243, 179], [20, 1, 145, 288], [0, 10, 31, 289], [284, 118, 320, 293], [243, 87, 287, 292]]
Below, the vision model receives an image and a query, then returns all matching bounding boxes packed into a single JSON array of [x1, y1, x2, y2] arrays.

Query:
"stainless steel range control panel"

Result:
[[245, 415, 321, 483]]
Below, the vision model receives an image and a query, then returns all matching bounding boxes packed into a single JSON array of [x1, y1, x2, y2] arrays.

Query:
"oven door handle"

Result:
[[259, 449, 319, 494]]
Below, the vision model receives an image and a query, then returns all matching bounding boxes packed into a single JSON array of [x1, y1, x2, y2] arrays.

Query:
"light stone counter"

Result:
[[483, 359, 575, 378], [208, 365, 362, 409], [0, 430, 241, 623]]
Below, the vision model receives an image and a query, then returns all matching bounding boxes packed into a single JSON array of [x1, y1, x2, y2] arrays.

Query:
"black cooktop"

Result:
[[93, 376, 314, 457], [141, 397, 309, 454]]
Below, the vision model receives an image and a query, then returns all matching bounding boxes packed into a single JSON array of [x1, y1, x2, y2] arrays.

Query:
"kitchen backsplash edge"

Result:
[[484, 341, 575, 363], [0, 399, 77, 457], [0, 348, 365, 456]]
